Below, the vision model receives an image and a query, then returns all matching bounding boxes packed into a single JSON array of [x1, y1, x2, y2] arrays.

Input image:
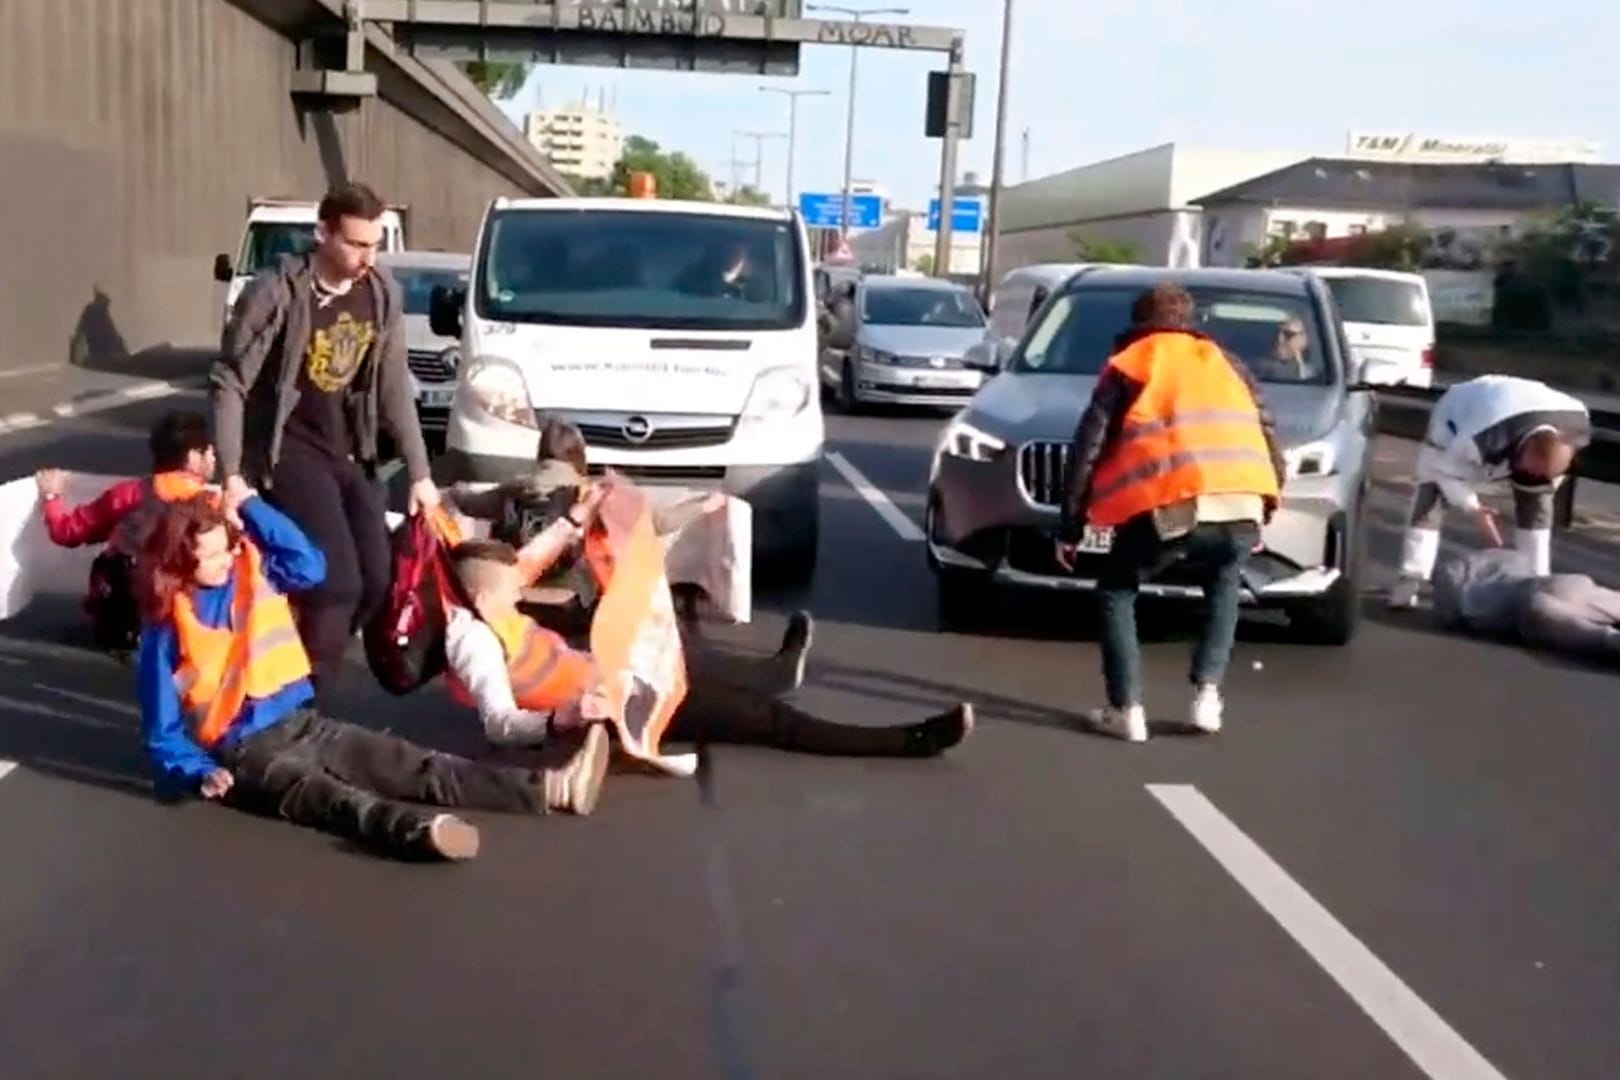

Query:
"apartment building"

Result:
[[523, 106, 625, 182]]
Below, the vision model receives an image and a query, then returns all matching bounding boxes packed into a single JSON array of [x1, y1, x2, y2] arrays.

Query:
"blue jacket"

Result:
[[137, 496, 326, 796]]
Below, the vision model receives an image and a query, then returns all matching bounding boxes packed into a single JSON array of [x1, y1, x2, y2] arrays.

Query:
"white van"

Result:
[[212, 198, 406, 329], [1302, 266, 1435, 388], [436, 197, 823, 583]]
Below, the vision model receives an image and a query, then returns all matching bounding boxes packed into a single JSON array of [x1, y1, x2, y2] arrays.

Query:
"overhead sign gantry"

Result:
[[338, 0, 976, 271]]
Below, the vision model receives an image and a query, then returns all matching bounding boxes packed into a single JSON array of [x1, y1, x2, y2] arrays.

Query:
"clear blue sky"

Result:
[[497, 0, 1620, 209]]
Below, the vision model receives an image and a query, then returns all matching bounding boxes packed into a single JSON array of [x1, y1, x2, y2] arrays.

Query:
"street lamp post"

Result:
[[760, 86, 830, 210], [981, 0, 1016, 301], [808, 4, 909, 242]]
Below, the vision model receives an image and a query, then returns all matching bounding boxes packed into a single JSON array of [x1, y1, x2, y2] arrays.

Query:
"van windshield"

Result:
[[477, 209, 806, 331], [238, 222, 317, 276], [1322, 276, 1429, 326], [1013, 285, 1334, 385]]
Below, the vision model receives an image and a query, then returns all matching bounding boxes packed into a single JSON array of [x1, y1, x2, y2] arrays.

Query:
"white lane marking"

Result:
[[0, 379, 203, 437], [0, 761, 14, 783], [1148, 785, 1508, 1080], [377, 459, 406, 484], [33, 683, 141, 718], [826, 451, 924, 542]]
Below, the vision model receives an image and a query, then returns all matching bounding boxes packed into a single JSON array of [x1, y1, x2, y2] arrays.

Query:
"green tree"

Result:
[[609, 135, 714, 201], [563, 174, 617, 198], [1069, 232, 1141, 264], [459, 61, 531, 100], [912, 253, 936, 275], [725, 185, 772, 207]]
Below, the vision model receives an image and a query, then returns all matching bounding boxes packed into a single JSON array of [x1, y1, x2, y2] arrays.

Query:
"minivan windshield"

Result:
[[238, 222, 316, 276], [863, 286, 985, 328], [393, 267, 470, 316], [477, 209, 806, 331], [1013, 284, 1334, 385], [1322, 276, 1429, 326]]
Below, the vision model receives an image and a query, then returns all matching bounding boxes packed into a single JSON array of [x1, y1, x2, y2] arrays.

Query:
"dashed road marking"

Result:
[[826, 451, 925, 542], [0, 379, 203, 437], [0, 760, 14, 783], [377, 459, 406, 484], [1149, 784, 1508, 1080]]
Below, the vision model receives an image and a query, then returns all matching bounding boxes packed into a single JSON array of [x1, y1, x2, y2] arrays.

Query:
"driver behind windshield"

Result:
[[1249, 316, 1311, 381], [676, 240, 764, 301]]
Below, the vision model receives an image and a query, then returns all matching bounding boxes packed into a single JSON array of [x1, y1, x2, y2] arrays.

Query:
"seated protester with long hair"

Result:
[[134, 491, 610, 862], [442, 498, 974, 759], [449, 418, 726, 639]]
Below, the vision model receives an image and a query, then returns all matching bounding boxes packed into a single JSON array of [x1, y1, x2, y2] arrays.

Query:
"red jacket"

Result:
[[41, 478, 145, 548]]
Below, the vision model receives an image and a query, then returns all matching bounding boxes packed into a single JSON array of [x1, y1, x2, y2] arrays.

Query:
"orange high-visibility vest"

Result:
[[446, 610, 597, 713], [1086, 332, 1280, 528], [170, 542, 312, 746], [113, 471, 209, 555]]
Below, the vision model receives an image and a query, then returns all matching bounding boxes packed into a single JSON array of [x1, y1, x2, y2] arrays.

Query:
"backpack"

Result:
[[86, 550, 140, 652], [364, 509, 462, 695]]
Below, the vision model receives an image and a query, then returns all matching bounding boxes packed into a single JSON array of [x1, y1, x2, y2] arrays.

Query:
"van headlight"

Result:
[[1284, 439, 1337, 479], [937, 417, 1006, 462], [858, 346, 897, 366], [741, 366, 811, 419], [463, 357, 536, 429]]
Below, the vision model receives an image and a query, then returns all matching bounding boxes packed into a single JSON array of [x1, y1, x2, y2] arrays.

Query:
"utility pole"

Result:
[[809, 4, 910, 241], [1021, 127, 1031, 182], [981, 0, 1016, 298], [734, 130, 786, 196], [932, 41, 966, 278], [760, 86, 830, 209]]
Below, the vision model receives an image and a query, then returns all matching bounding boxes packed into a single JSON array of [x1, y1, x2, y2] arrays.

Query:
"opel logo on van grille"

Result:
[[621, 415, 654, 444]]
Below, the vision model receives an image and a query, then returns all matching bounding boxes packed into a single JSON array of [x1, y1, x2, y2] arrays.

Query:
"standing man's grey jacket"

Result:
[[210, 253, 432, 488]]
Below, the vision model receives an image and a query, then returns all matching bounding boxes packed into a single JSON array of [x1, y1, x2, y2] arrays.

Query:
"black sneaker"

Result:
[[907, 703, 975, 756], [776, 610, 814, 692]]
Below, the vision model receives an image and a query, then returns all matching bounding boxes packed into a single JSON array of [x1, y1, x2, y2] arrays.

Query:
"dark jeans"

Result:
[[217, 709, 545, 859], [267, 449, 391, 690], [1096, 515, 1258, 709]]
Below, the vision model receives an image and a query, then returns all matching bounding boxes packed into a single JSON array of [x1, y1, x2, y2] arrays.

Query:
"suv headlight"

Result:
[[1284, 438, 1337, 479], [937, 417, 1006, 462], [741, 366, 811, 419], [463, 357, 537, 429]]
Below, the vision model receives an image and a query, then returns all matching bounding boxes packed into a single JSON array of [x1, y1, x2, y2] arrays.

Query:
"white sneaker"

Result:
[[1087, 704, 1148, 743], [1387, 578, 1421, 610], [1190, 685, 1223, 734]]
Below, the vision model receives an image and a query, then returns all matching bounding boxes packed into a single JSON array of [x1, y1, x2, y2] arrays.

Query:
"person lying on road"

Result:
[[35, 410, 217, 652], [443, 531, 973, 758], [134, 491, 608, 863], [448, 418, 724, 637], [1389, 374, 1590, 608], [1433, 548, 1620, 664]]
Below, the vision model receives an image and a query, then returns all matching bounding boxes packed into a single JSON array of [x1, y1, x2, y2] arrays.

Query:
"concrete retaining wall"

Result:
[[0, 0, 566, 377]]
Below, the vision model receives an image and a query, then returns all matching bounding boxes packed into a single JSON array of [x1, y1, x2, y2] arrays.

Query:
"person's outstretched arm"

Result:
[[39, 477, 143, 548], [137, 623, 219, 796], [237, 495, 326, 593]]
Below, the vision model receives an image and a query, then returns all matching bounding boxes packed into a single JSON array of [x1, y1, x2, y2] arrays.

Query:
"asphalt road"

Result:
[[0, 390, 1617, 1080]]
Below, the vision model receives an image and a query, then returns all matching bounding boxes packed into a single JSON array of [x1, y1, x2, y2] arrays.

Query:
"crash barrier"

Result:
[[1374, 385, 1620, 530], [1, 474, 751, 628]]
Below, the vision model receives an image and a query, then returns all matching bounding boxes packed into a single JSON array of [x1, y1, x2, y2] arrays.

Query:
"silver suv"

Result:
[[925, 266, 1375, 644]]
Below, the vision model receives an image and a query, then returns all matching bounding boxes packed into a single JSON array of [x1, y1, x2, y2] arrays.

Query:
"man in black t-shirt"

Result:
[[212, 182, 439, 696]]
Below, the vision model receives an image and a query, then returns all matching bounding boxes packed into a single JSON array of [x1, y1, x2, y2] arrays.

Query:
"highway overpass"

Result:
[[0, 0, 570, 377]]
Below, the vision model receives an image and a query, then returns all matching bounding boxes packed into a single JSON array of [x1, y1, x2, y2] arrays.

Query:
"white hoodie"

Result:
[[1415, 375, 1590, 513]]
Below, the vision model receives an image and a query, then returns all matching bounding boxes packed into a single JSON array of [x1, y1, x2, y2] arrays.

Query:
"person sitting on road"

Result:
[[35, 410, 217, 651], [134, 491, 609, 863], [1433, 548, 1620, 664], [449, 418, 724, 638], [442, 525, 972, 759], [1057, 280, 1286, 743], [1389, 374, 1590, 609]]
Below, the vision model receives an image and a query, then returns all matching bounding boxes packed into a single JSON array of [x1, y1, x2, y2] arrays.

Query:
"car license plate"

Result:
[[418, 386, 454, 408], [915, 375, 957, 390], [1079, 526, 1113, 554]]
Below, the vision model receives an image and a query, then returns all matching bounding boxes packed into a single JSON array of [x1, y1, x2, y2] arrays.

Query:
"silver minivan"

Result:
[[928, 266, 1376, 644]]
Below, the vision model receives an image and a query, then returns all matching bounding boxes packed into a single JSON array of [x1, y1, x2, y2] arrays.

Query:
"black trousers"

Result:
[[217, 709, 545, 858], [266, 449, 391, 689]]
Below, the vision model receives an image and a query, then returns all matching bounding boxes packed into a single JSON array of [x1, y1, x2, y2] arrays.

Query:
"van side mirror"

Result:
[[429, 285, 465, 340], [212, 253, 234, 284], [964, 341, 1002, 374]]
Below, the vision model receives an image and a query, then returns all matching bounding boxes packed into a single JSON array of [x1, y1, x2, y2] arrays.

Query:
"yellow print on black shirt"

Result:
[[305, 312, 377, 393]]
